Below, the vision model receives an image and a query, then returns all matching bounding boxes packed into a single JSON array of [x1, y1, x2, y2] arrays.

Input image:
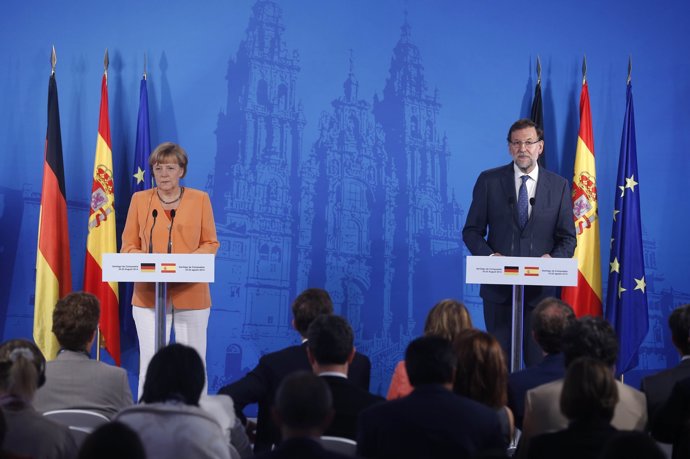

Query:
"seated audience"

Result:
[[34, 292, 133, 417], [651, 375, 690, 459], [114, 343, 239, 459], [524, 357, 619, 459], [306, 314, 384, 440], [218, 288, 371, 452], [642, 303, 690, 432], [387, 298, 472, 399], [253, 371, 352, 459], [521, 316, 647, 443], [0, 338, 77, 459], [453, 329, 514, 443], [507, 297, 575, 428], [77, 421, 146, 459], [357, 336, 506, 459]]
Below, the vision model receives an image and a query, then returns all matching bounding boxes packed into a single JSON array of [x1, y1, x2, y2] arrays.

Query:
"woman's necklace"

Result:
[[157, 187, 184, 205]]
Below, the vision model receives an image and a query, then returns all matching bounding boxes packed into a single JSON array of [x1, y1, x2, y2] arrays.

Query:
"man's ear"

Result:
[[306, 347, 317, 368], [271, 406, 283, 429], [346, 347, 356, 364]]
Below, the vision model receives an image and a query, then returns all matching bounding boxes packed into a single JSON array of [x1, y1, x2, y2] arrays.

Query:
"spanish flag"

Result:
[[561, 78, 603, 317], [83, 66, 121, 365], [34, 69, 72, 360]]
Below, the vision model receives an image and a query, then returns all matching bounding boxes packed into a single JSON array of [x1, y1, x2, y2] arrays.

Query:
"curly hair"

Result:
[[52, 292, 100, 351]]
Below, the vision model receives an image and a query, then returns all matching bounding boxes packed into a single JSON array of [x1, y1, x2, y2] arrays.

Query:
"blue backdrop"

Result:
[[2, 0, 689, 399]]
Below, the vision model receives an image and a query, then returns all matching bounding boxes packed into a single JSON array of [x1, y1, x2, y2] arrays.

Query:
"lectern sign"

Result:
[[465, 256, 577, 287], [102, 253, 214, 283]]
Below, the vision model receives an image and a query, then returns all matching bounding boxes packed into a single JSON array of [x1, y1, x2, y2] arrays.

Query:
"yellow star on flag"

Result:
[[613, 210, 620, 222], [634, 276, 646, 293], [625, 175, 639, 192], [133, 167, 145, 184], [610, 257, 620, 273], [619, 185, 625, 198], [618, 281, 626, 299]]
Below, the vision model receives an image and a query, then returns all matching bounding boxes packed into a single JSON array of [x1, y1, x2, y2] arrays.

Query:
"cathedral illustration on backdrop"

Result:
[[208, 1, 464, 392]]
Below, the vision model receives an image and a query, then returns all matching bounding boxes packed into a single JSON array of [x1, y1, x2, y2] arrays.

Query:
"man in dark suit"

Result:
[[34, 292, 133, 418], [642, 303, 690, 431], [253, 371, 352, 459], [306, 314, 384, 440], [357, 336, 506, 459], [462, 118, 576, 366], [218, 288, 371, 452], [508, 297, 575, 428]]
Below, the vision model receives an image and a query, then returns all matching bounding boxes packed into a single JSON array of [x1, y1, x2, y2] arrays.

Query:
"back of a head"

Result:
[[291, 288, 333, 336], [405, 335, 455, 387], [0, 339, 46, 402], [452, 329, 508, 408], [562, 316, 619, 368], [560, 357, 618, 423], [423, 299, 473, 342], [275, 371, 333, 432], [306, 314, 353, 365], [531, 297, 575, 354], [78, 422, 146, 459], [599, 431, 666, 459], [52, 291, 100, 351], [669, 303, 690, 356], [141, 344, 204, 406]]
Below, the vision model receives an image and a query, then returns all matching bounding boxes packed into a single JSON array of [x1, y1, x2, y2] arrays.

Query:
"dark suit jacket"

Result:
[[641, 357, 690, 430], [253, 437, 353, 459], [218, 342, 371, 452], [321, 375, 384, 440], [357, 384, 506, 459], [651, 376, 690, 448], [508, 353, 565, 428], [462, 163, 576, 303], [524, 418, 618, 459]]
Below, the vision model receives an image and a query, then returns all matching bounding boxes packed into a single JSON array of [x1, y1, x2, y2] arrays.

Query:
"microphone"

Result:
[[167, 209, 176, 254], [148, 210, 158, 253]]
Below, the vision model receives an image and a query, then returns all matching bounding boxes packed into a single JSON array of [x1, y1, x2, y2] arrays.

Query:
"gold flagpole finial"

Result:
[[627, 55, 632, 85], [51, 46, 57, 75], [143, 52, 148, 80], [104, 48, 109, 77], [536, 55, 542, 85], [582, 55, 587, 85]]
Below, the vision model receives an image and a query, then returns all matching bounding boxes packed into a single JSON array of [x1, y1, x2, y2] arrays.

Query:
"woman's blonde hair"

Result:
[[148, 142, 188, 178], [423, 299, 473, 342]]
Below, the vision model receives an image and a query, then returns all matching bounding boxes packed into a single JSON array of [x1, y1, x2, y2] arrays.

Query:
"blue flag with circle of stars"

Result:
[[605, 82, 648, 376], [122, 76, 152, 342]]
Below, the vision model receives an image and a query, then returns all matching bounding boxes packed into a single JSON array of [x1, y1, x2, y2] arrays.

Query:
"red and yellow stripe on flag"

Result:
[[34, 73, 72, 360], [562, 81, 603, 317], [83, 73, 121, 365]]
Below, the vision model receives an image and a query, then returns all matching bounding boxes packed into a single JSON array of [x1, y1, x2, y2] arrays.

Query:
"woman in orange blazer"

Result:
[[122, 142, 219, 397]]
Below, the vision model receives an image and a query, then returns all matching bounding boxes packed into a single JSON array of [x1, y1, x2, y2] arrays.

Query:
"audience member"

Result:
[[642, 303, 690, 431], [600, 431, 666, 459], [650, 375, 690, 459], [306, 314, 384, 440], [453, 329, 514, 443], [199, 394, 253, 459], [521, 316, 647, 442], [34, 292, 133, 417], [77, 421, 146, 459], [507, 297, 575, 428], [0, 338, 77, 459], [218, 288, 371, 452], [387, 298, 472, 399], [524, 357, 619, 459], [357, 336, 506, 459], [253, 371, 352, 459], [114, 344, 238, 459]]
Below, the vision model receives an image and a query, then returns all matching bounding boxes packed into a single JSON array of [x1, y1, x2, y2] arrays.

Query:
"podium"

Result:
[[466, 256, 577, 372], [102, 253, 215, 352]]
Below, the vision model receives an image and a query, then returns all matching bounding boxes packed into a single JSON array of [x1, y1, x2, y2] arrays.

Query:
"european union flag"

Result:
[[605, 82, 648, 376]]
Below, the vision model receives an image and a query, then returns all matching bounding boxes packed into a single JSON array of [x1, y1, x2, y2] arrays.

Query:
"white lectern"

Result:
[[466, 256, 577, 372], [102, 253, 215, 352]]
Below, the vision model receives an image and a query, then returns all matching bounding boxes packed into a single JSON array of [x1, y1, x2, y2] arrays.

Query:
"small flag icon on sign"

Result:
[[504, 266, 519, 275], [161, 263, 176, 273], [141, 263, 155, 272], [525, 266, 540, 276]]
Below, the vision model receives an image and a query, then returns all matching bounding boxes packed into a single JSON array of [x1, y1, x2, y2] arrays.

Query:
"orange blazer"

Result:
[[121, 187, 219, 309]]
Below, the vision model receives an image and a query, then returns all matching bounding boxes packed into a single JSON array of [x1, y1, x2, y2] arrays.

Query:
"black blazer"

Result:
[[641, 358, 690, 430], [253, 437, 353, 459], [218, 342, 371, 452], [462, 163, 576, 303], [357, 384, 506, 459], [321, 375, 384, 440], [524, 418, 618, 459], [508, 353, 565, 429]]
